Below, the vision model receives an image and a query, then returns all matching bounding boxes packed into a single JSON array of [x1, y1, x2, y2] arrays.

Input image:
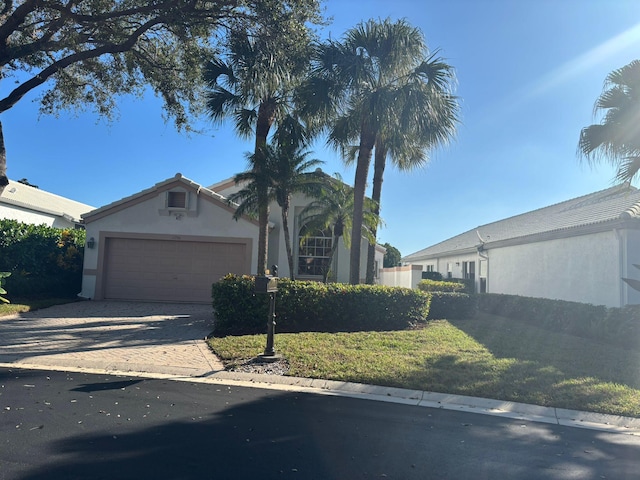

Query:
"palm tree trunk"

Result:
[[281, 196, 295, 280], [0, 121, 8, 196], [349, 125, 376, 285], [254, 100, 277, 276], [366, 140, 387, 284], [323, 232, 342, 283]]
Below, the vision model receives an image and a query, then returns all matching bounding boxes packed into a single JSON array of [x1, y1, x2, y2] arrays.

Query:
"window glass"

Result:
[[298, 226, 332, 277]]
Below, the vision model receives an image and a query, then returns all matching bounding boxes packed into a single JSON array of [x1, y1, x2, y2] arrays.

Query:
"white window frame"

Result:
[[297, 226, 333, 278]]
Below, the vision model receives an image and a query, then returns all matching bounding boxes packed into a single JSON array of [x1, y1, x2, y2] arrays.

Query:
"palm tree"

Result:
[[227, 141, 325, 279], [298, 173, 379, 283], [364, 55, 459, 282], [204, 22, 313, 275], [299, 18, 458, 284], [578, 60, 640, 184]]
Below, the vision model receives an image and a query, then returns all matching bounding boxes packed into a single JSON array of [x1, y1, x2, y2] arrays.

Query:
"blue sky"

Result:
[[4, 0, 640, 257]]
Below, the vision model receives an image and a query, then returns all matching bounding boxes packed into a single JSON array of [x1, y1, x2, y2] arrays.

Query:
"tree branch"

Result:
[[0, 0, 13, 17], [0, 0, 38, 46], [0, 15, 165, 113], [46, 0, 182, 24]]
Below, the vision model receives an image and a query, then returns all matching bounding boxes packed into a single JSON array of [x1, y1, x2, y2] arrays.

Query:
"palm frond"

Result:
[[227, 186, 259, 220], [579, 60, 640, 185], [234, 108, 258, 139], [205, 87, 242, 124], [615, 156, 640, 184], [414, 51, 457, 92], [203, 58, 237, 89]]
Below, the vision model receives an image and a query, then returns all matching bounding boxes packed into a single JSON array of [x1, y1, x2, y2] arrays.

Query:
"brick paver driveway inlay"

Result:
[[0, 301, 224, 376]]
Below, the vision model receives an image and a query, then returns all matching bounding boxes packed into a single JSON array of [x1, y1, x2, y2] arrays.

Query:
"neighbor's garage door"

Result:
[[103, 237, 247, 302]]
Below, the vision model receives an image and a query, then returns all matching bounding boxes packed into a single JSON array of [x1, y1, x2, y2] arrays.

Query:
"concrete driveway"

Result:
[[0, 301, 224, 377]]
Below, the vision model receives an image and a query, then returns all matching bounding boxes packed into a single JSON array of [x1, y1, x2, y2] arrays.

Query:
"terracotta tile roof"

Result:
[[404, 184, 640, 261]]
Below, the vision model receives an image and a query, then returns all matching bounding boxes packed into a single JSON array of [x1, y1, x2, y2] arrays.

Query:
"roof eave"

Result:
[[406, 218, 640, 261]]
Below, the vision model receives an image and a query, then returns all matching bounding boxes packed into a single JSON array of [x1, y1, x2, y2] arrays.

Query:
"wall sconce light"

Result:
[[86, 237, 95, 249], [455, 262, 460, 266]]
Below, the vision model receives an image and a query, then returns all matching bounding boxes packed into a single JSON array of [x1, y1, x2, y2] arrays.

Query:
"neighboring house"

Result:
[[385, 184, 640, 308], [80, 173, 385, 303], [0, 179, 94, 229]]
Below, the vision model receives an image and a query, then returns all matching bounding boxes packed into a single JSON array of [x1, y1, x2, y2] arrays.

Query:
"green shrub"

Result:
[[477, 294, 640, 349], [421, 271, 443, 281], [449, 277, 476, 294], [427, 292, 477, 320], [0, 219, 85, 298], [211, 274, 431, 336], [0, 272, 10, 303], [417, 279, 466, 293], [605, 305, 640, 347]]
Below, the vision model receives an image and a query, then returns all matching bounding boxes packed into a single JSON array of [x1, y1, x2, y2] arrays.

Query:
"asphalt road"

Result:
[[2, 367, 640, 480]]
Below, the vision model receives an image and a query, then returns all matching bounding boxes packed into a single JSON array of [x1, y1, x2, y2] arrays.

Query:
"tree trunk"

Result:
[[254, 100, 277, 276], [366, 140, 387, 284], [281, 196, 295, 280], [349, 125, 376, 285], [0, 121, 8, 196], [323, 232, 342, 283]]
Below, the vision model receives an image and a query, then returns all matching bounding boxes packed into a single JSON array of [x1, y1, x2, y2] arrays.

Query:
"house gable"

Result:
[[83, 173, 257, 227]]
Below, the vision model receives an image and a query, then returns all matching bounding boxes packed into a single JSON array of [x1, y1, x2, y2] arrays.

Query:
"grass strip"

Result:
[[0, 297, 78, 317], [209, 313, 640, 417]]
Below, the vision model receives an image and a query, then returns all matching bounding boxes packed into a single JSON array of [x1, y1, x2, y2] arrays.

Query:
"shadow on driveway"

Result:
[[0, 301, 221, 376]]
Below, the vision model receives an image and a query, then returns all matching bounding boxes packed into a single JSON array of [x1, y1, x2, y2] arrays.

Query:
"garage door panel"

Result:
[[103, 238, 247, 302]]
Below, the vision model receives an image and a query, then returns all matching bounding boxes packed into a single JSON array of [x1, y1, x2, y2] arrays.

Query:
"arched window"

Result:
[[297, 225, 332, 277]]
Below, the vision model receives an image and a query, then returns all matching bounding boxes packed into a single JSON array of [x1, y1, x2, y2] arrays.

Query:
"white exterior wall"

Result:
[[80, 187, 259, 299], [213, 180, 376, 283], [0, 203, 76, 229], [622, 229, 640, 306], [379, 265, 423, 289], [409, 253, 480, 285], [488, 231, 620, 307], [374, 246, 385, 283]]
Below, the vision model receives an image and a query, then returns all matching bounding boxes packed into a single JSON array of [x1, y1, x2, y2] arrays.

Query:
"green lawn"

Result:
[[208, 313, 640, 418], [0, 297, 79, 317]]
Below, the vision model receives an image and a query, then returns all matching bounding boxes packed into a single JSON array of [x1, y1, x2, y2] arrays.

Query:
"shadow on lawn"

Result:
[[416, 315, 640, 416], [448, 314, 640, 388], [338, 315, 640, 417]]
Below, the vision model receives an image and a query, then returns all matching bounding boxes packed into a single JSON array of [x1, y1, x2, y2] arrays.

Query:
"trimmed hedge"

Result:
[[427, 292, 477, 320], [421, 271, 443, 281], [211, 274, 431, 336], [0, 219, 85, 297], [417, 279, 466, 293], [477, 293, 640, 349]]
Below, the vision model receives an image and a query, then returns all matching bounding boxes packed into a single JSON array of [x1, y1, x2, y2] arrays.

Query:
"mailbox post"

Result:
[[254, 265, 278, 357]]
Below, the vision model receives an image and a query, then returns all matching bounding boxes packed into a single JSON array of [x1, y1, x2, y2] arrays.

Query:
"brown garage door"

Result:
[[103, 237, 247, 302]]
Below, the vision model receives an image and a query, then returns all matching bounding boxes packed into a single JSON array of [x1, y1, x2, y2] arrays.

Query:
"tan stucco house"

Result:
[[387, 184, 640, 308], [80, 173, 384, 303]]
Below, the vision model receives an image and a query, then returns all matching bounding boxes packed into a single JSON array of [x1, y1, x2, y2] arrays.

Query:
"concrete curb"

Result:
[[2, 362, 639, 436]]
